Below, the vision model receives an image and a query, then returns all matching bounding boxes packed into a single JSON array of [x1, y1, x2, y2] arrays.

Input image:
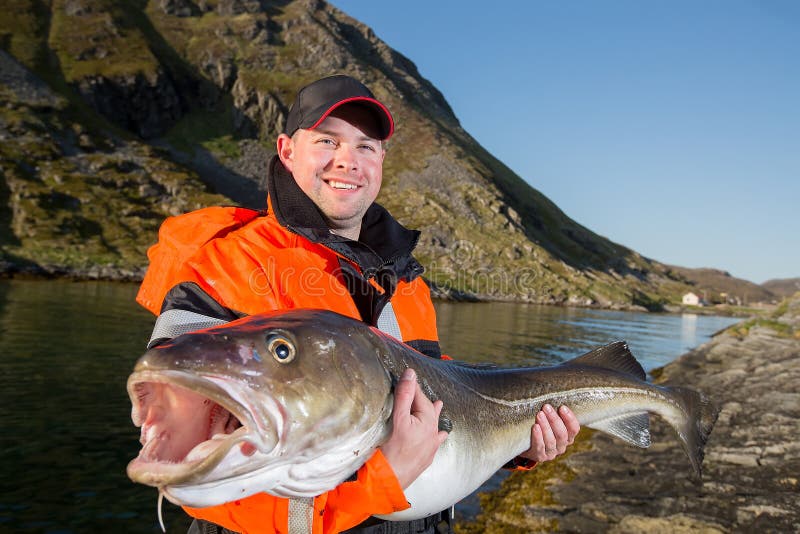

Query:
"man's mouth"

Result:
[[326, 179, 359, 190]]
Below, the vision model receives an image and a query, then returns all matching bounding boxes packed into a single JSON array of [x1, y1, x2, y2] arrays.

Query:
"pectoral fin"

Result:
[[586, 412, 651, 448]]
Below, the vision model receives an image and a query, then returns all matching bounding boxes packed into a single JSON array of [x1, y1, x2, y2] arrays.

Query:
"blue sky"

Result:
[[330, 0, 799, 284]]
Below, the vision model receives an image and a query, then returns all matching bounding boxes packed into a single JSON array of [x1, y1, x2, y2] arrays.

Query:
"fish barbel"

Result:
[[127, 309, 718, 520]]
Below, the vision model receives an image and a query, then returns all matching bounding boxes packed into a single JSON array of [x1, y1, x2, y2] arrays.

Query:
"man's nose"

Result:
[[333, 145, 358, 170]]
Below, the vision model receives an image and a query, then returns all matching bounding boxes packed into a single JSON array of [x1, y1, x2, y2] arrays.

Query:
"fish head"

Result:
[[126, 309, 395, 506]]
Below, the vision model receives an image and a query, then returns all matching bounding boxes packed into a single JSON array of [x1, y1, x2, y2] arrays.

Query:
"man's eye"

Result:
[[359, 144, 376, 151]]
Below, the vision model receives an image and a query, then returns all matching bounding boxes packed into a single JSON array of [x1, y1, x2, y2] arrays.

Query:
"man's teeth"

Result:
[[328, 180, 357, 190]]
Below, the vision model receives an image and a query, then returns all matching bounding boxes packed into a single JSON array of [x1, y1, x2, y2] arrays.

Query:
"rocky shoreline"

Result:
[[457, 295, 800, 533], [0, 261, 146, 282], [0, 266, 694, 312], [0, 266, 765, 316]]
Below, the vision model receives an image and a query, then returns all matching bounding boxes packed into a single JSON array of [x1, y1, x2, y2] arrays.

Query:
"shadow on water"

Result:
[[0, 281, 740, 531]]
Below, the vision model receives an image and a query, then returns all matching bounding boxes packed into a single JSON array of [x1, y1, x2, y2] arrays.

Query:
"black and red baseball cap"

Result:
[[283, 75, 394, 140]]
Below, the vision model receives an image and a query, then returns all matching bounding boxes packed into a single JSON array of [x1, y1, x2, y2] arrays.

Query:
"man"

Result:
[[136, 75, 580, 534]]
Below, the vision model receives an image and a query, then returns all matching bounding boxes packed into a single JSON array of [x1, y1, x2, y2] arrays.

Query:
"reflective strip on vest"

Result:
[[376, 301, 402, 340], [147, 309, 229, 348], [288, 497, 314, 534]]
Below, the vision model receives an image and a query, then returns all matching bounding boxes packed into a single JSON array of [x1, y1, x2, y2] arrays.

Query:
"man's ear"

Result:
[[276, 133, 294, 172]]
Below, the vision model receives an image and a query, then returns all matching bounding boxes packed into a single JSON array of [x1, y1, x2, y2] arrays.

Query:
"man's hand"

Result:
[[380, 368, 449, 488], [518, 404, 580, 463]]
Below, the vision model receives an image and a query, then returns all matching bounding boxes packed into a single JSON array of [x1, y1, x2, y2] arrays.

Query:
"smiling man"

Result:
[[136, 75, 579, 534], [277, 104, 385, 240]]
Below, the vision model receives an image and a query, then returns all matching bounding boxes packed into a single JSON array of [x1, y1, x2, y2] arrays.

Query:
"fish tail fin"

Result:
[[663, 385, 719, 477]]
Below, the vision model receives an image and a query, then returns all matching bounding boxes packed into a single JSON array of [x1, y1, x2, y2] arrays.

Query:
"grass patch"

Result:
[[162, 94, 238, 155], [0, 0, 49, 70], [771, 299, 791, 320], [49, 0, 159, 82], [631, 289, 667, 311], [725, 318, 795, 339], [237, 66, 311, 105]]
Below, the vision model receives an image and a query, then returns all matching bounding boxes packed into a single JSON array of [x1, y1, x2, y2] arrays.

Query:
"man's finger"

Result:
[[544, 404, 568, 450], [537, 409, 557, 454], [531, 422, 545, 454], [392, 368, 417, 423], [409, 377, 436, 418], [434, 400, 448, 443], [432, 399, 444, 419], [559, 405, 580, 442]]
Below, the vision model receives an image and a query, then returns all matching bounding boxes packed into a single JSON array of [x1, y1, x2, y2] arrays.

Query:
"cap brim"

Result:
[[304, 96, 394, 140]]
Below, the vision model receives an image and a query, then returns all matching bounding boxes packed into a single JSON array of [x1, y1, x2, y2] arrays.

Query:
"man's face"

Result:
[[277, 105, 385, 239]]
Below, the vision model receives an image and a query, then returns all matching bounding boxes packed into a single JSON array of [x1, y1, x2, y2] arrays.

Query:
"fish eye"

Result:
[[266, 334, 296, 363]]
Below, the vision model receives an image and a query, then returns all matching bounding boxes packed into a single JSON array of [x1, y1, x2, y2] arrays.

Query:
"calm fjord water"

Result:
[[0, 280, 739, 532]]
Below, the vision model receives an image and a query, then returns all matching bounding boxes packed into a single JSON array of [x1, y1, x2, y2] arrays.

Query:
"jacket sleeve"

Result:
[[321, 450, 410, 533], [136, 206, 261, 315]]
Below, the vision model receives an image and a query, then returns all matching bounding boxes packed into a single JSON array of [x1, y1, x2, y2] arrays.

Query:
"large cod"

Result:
[[127, 309, 718, 520]]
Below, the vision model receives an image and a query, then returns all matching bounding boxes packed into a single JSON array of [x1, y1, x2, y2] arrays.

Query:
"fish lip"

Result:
[[126, 369, 272, 486]]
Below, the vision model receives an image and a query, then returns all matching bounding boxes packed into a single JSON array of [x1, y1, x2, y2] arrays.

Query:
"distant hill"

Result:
[[666, 266, 778, 305], [762, 278, 800, 299], [1, 0, 708, 308]]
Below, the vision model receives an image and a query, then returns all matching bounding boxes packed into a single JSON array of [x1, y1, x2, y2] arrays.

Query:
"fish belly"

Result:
[[375, 428, 530, 521]]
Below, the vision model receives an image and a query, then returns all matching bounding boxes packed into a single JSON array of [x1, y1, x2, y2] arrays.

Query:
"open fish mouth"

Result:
[[126, 370, 270, 487]]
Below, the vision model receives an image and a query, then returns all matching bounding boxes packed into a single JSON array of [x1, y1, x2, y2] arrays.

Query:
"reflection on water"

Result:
[[436, 301, 736, 374], [0, 280, 740, 532], [681, 313, 699, 354]]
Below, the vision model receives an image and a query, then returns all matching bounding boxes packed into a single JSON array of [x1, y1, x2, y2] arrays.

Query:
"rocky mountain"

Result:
[[762, 277, 800, 299], [0, 0, 732, 308], [666, 266, 779, 305]]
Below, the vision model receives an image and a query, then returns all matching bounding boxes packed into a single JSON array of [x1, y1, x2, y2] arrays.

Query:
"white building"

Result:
[[682, 292, 705, 306]]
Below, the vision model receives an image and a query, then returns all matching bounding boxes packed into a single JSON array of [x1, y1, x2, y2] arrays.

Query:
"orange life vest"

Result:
[[136, 196, 440, 533]]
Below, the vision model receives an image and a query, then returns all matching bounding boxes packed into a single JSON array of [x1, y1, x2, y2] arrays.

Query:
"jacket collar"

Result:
[[266, 156, 423, 279]]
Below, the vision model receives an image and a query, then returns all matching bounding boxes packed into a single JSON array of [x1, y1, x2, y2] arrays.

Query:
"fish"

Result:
[[126, 308, 718, 521]]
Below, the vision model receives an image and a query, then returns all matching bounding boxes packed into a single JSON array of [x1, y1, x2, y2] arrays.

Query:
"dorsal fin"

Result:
[[567, 341, 646, 380]]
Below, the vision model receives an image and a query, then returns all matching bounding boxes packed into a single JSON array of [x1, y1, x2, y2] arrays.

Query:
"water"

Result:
[[434, 300, 732, 374], [0, 280, 740, 533], [0, 280, 183, 533]]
